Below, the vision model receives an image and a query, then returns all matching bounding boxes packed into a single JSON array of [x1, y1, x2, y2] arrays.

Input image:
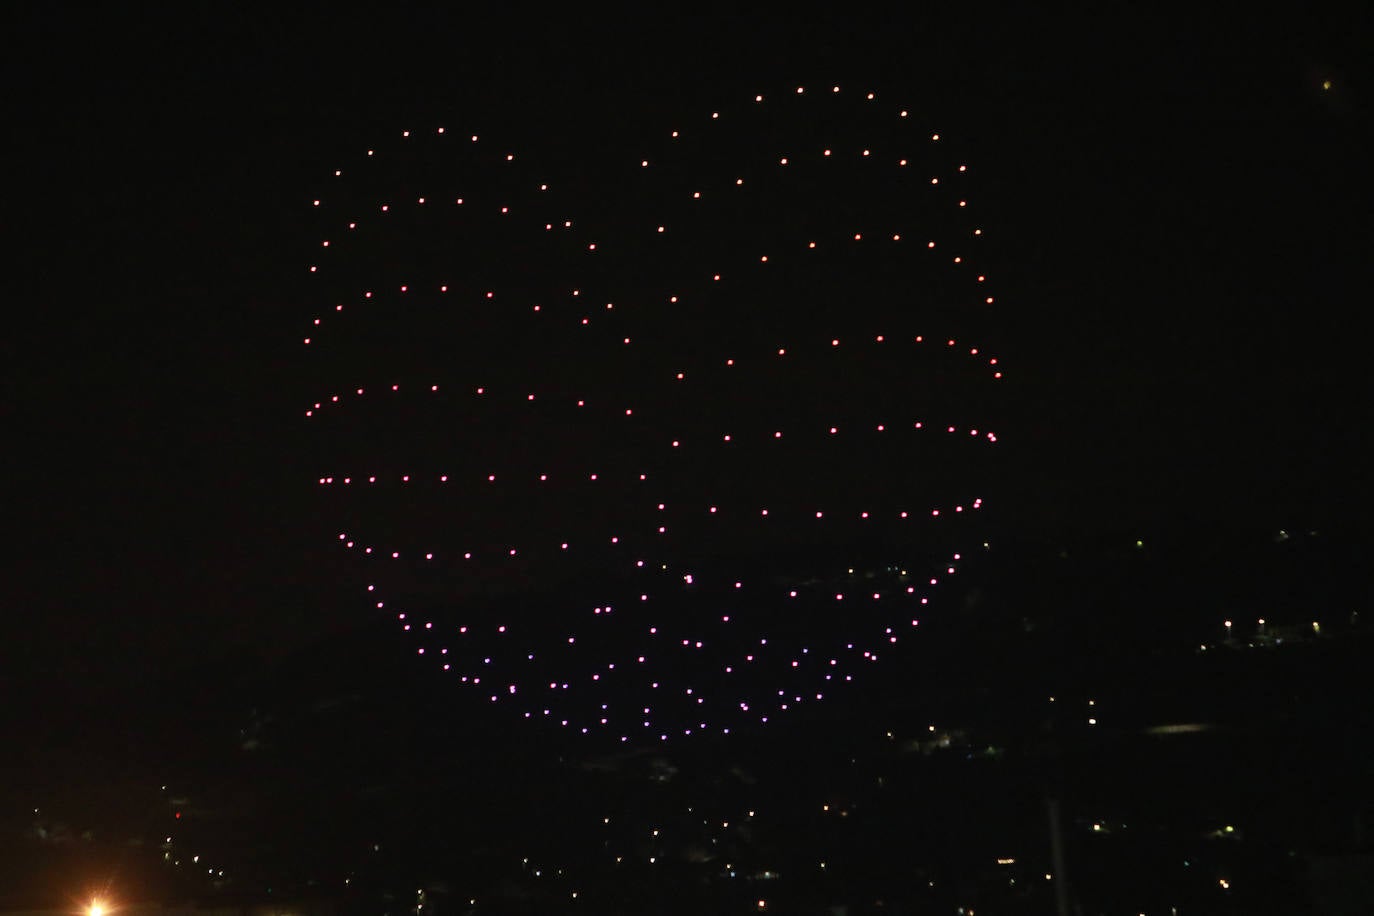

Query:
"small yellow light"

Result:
[[89, 902, 106, 916], [1322, 79, 1332, 90]]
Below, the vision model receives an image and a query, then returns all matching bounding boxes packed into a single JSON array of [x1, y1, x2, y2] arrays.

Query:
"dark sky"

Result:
[[3, 6, 1367, 697]]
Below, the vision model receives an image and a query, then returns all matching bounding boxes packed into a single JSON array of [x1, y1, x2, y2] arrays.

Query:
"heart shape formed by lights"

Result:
[[300, 85, 1005, 743]]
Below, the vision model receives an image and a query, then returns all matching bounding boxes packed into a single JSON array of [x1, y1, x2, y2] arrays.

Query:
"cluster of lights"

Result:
[[299, 85, 1007, 742]]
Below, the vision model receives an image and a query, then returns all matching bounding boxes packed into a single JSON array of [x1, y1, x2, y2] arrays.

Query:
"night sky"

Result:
[[4, 5, 1367, 759]]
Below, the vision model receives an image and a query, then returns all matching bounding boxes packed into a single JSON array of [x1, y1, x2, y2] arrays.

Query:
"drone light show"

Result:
[[298, 85, 1006, 744]]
